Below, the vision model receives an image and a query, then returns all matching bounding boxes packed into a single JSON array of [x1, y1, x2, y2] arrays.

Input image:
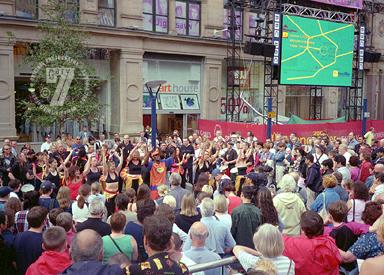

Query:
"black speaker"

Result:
[[364, 51, 381, 63], [244, 42, 275, 57], [244, 42, 264, 55], [263, 44, 275, 58]]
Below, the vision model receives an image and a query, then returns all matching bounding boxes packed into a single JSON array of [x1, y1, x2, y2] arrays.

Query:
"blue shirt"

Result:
[[14, 231, 43, 275], [124, 221, 147, 261], [184, 247, 222, 275], [349, 232, 384, 259], [183, 216, 236, 254], [39, 197, 59, 210], [310, 188, 340, 212]]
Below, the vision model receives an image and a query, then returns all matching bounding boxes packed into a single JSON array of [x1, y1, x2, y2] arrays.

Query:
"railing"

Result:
[[188, 256, 239, 274]]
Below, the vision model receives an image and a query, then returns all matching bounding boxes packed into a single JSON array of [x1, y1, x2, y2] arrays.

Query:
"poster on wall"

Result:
[[159, 94, 181, 110], [180, 94, 200, 110]]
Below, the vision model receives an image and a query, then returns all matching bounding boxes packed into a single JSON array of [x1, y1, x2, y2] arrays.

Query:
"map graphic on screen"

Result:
[[280, 15, 355, 86]]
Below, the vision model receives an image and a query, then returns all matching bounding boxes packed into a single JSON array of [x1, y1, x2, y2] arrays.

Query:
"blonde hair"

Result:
[[253, 258, 278, 275], [201, 185, 213, 197], [157, 184, 169, 197], [91, 182, 101, 195], [163, 195, 176, 209], [323, 174, 337, 188], [180, 192, 198, 217], [253, 223, 284, 258], [377, 219, 384, 243], [214, 194, 228, 214], [57, 186, 71, 209]]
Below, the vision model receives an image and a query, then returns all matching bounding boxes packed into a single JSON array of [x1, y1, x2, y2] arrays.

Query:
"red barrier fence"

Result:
[[197, 119, 384, 143]]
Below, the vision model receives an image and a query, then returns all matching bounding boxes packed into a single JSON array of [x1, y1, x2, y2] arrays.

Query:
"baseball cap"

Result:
[[211, 168, 223, 178], [40, 180, 54, 193], [0, 186, 11, 198], [245, 172, 268, 186]]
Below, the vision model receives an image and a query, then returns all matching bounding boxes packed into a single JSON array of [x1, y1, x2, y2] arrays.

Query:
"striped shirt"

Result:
[[238, 251, 295, 275]]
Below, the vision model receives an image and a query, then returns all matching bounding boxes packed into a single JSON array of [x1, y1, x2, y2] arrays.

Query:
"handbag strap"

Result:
[[109, 235, 124, 254], [352, 199, 356, 222], [322, 192, 326, 210], [287, 259, 293, 275]]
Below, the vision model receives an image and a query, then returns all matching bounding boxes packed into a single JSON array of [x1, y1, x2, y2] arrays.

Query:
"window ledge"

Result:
[[120, 14, 142, 20]]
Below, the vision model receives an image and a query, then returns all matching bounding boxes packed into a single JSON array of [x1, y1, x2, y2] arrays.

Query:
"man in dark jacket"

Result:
[[75, 198, 111, 237], [60, 229, 123, 275], [231, 185, 262, 249], [305, 154, 322, 208], [180, 138, 194, 187]]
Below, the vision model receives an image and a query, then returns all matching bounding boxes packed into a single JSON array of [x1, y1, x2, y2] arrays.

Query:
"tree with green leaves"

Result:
[[19, 0, 103, 134]]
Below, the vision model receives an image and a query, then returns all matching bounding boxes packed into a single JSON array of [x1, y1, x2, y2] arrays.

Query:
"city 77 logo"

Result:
[[46, 67, 75, 106]]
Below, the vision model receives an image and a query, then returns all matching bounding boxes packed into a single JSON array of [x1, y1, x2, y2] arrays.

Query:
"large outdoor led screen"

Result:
[[280, 15, 354, 86]]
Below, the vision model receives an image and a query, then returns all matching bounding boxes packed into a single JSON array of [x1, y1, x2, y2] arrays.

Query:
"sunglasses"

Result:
[[152, 153, 159, 157]]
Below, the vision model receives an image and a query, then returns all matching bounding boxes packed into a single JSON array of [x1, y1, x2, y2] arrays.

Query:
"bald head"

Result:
[[374, 164, 384, 174], [70, 229, 103, 262], [189, 222, 209, 247]]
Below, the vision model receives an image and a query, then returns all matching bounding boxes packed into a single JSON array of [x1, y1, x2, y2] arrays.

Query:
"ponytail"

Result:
[[77, 195, 85, 209]]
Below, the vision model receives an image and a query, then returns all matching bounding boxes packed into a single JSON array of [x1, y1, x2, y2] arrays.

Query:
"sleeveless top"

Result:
[[45, 170, 61, 189], [104, 172, 119, 199], [128, 161, 142, 175], [67, 177, 83, 201], [347, 199, 366, 223], [86, 168, 101, 184]]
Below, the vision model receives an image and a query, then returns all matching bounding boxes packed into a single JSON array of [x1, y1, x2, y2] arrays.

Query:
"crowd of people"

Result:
[[0, 126, 384, 275]]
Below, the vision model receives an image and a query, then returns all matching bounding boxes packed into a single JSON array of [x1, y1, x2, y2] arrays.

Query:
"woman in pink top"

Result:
[[348, 156, 360, 182], [347, 181, 369, 223], [224, 184, 242, 214]]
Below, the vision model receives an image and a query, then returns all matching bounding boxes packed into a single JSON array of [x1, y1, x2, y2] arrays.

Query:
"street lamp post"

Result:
[[145, 80, 167, 148]]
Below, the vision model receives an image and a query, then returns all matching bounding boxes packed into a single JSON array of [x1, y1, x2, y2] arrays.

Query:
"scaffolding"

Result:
[[224, 0, 370, 122], [225, 0, 246, 122]]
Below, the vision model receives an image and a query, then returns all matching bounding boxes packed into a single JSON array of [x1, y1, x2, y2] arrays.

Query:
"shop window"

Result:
[[98, 0, 115, 26], [15, 0, 38, 19], [223, 8, 243, 41], [175, 0, 200, 36], [143, 0, 168, 33]]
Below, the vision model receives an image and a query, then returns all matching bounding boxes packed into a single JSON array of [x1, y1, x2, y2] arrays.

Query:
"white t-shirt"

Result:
[[344, 152, 352, 165], [71, 201, 89, 223], [313, 153, 328, 166], [238, 251, 294, 275], [41, 142, 51, 152], [10, 192, 19, 199]]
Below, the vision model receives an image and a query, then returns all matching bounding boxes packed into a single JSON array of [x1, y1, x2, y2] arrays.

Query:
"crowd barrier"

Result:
[[197, 119, 384, 143]]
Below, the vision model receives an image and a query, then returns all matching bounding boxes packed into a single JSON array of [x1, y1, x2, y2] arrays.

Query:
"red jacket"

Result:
[[26, 250, 72, 275], [283, 234, 341, 275], [359, 160, 372, 182]]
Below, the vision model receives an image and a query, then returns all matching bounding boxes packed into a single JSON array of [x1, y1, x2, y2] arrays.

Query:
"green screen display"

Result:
[[280, 15, 354, 86]]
